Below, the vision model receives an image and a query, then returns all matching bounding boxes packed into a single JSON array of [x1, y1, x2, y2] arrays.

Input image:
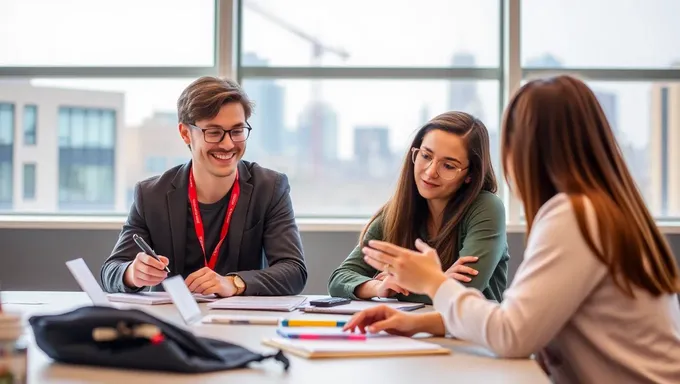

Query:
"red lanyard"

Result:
[[188, 167, 240, 270]]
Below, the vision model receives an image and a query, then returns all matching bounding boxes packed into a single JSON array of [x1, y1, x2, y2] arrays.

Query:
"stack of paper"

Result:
[[301, 300, 424, 315], [207, 296, 307, 312], [107, 292, 217, 305], [262, 335, 450, 359]]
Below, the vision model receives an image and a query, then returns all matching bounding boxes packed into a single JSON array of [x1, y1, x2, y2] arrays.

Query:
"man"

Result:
[[101, 76, 307, 297]]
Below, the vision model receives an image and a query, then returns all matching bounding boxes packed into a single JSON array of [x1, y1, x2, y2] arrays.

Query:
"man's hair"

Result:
[[177, 76, 253, 125]]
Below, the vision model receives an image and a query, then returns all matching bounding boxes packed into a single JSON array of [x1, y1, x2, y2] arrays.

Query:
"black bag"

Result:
[[28, 306, 290, 373]]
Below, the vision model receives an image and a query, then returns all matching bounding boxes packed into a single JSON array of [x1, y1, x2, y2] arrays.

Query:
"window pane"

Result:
[[85, 110, 101, 148], [0, 161, 12, 207], [0, 0, 215, 66], [23, 163, 36, 199], [0, 103, 14, 145], [23, 105, 37, 145], [241, 78, 500, 216], [522, 0, 680, 68], [241, 0, 500, 67]]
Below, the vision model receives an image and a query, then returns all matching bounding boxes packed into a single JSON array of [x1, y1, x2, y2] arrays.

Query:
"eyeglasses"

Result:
[[189, 123, 251, 143], [411, 147, 468, 181]]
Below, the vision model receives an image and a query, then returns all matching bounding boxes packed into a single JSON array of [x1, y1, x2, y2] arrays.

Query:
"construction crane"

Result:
[[244, 1, 350, 177]]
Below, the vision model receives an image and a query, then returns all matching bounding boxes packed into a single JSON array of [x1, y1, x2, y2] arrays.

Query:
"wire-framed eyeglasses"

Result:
[[411, 147, 468, 180], [189, 123, 252, 143]]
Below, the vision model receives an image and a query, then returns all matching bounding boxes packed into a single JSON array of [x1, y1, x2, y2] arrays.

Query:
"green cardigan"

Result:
[[327, 191, 509, 304]]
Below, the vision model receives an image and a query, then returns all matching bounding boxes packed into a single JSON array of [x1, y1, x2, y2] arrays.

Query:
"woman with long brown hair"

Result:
[[328, 111, 510, 304], [344, 75, 680, 383]]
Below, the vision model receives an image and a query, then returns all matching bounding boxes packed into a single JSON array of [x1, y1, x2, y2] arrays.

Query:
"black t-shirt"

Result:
[[184, 190, 232, 277]]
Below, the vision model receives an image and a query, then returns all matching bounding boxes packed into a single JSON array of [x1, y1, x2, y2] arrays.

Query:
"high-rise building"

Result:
[[354, 126, 390, 161], [0, 80, 126, 213], [448, 53, 484, 120], [650, 83, 680, 216], [297, 101, 338, 164], [353, 125, 393, 179], [241, 53, 285, 159]]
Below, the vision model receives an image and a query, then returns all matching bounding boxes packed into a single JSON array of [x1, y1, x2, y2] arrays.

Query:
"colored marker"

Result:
[[279, 319, 347, 327], [276, 329, 366, 340]]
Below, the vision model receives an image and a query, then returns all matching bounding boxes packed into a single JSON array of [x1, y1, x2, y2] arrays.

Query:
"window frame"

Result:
[[0, 0, 678, 230]]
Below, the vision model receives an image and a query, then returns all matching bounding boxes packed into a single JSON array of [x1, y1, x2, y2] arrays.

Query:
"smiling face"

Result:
[[413, 129, 471, 202], [179, 102, 247, 178]]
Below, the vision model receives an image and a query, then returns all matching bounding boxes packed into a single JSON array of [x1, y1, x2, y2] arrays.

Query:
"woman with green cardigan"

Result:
[[328, 111, 509, 304]]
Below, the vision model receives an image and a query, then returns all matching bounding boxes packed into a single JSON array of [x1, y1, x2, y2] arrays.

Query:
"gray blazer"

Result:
[[100, 160, 307, 296]]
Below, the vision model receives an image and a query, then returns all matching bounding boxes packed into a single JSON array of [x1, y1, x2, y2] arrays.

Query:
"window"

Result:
[[0, 0, 215, 67], [0, 103, 13, 145], [242, 0, 500, 67], [23, 163, 36, 199], [1, 0, 679, 224], [23, 105, 37, 145], [239, 0, 502, 217], [0, 103, 13, 209], [58, 106, 116, 210], [521, 0, 680, 221], [522, 0, 680, 68]]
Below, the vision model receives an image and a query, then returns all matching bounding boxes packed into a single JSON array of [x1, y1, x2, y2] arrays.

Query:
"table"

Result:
[[2, 292, 550, 384]]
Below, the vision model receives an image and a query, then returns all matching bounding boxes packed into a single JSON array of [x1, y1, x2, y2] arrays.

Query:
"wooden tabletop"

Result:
[[2, 291, 550, 384]]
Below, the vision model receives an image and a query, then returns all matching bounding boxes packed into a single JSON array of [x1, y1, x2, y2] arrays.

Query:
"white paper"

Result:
[[65, 258, 111, 306], [207, 296, 307, 311]]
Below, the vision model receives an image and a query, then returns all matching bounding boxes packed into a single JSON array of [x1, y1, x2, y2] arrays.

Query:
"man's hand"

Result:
[[123, 252, 169, 288], [185, 267, 238, 297], [445, 256, 479, 282]]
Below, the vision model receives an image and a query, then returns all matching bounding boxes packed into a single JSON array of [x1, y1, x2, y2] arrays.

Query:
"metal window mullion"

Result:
[[505, 0, 523, 226], [523, 68, 680, 82], [0, 67, 218, 78], [217, 0, 238, 79], [239, 66, 500, 80]]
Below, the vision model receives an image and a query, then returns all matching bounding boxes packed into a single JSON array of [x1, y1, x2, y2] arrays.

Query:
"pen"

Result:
[[279, 319, 347, 327], [210, 317, 280, 325], [132, 234, 170, 273]]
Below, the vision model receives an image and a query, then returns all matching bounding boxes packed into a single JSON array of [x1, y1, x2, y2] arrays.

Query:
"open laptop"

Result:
[[66, 258, 216, 306]]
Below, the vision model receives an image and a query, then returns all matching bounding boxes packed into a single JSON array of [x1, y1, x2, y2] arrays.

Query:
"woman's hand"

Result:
[[362, 239, 447, 297], [445, 256, 479, 282], [343, 305, 422, 336], [376, 275, 410, 297]]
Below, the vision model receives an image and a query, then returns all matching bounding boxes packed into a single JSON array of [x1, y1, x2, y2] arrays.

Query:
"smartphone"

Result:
[[309, 297, 351, 307]]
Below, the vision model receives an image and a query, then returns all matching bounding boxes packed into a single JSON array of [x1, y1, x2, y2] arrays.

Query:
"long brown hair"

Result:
[[502, 75, 680, 296], [361, 111, 498, 268]]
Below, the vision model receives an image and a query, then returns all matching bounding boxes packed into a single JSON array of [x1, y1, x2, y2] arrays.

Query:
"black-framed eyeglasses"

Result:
[[189, 123, 252, 143], [411, 147, 468, 181]]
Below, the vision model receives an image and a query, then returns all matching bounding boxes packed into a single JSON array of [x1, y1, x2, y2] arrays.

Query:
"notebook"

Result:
[[66, 258, 217, 306], [207, 296, 308, 312], [301, 300, 424, 315], [262, 335, 450, 359]]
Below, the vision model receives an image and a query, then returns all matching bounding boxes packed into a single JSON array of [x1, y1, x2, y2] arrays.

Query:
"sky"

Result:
[[1, 0, 679, 156]]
